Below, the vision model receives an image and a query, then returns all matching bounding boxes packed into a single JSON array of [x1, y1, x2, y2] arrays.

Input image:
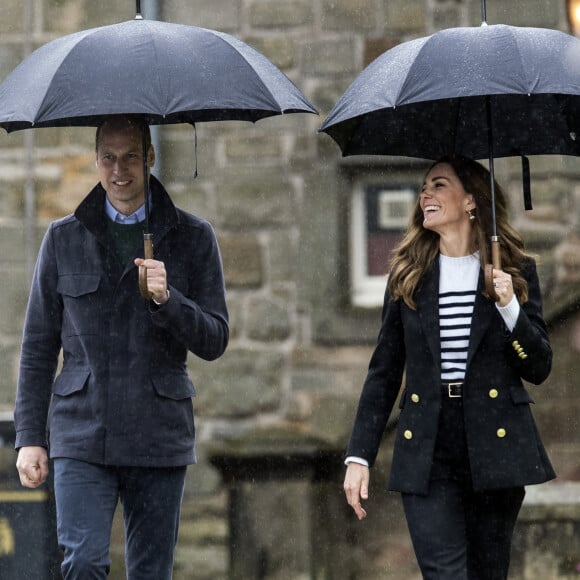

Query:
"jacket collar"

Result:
[[74, 174, 179, 245]]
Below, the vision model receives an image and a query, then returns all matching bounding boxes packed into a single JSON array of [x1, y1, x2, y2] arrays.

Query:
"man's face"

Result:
[[96, 120, 155, 216]]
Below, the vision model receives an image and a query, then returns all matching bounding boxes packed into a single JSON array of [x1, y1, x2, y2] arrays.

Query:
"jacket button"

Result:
[[512, 340, 520, 349], [489, 389, 499, 399], [496, 428, 506, 438], [519, 352, 528, 359], [411, 394, 420, 403], [404, 430, 413, 440]]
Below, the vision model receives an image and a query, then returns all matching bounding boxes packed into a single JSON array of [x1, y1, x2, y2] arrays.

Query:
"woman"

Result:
[[343, 156, 555, 579]]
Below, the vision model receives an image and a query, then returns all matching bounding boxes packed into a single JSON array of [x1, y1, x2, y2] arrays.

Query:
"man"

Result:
[[14, 116, 229, 579]]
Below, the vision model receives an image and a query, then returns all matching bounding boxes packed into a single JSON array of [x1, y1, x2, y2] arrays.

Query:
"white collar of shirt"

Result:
[[104, 196, 150, 224]]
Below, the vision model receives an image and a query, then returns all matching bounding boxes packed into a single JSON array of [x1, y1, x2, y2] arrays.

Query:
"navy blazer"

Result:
[[347, 256, 555, 495], [15, 176, 229, 467]]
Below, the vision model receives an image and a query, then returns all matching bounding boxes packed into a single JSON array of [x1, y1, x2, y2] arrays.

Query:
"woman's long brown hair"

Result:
[[387, 155, 529, 309]]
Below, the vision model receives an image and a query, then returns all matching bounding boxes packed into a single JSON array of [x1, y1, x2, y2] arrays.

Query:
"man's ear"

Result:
[[148, 145, 155, 168]]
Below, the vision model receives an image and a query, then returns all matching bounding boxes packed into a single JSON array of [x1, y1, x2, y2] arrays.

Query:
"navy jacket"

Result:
[[15, 176, 228, 467], [347, 257, 555, 495]]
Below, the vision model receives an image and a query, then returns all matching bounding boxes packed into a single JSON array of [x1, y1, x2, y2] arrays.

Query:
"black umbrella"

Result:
[[320, 9, 580, 299], [0, 2, 316, 297]]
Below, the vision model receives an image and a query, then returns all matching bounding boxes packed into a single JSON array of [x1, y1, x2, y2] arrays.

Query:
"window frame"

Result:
[[350, 177, 417, 308]]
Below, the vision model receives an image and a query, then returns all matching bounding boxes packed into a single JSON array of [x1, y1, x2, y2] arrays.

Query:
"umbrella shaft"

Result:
[[489, 156, 498, 237], [485, 96, 497, 238], [481, 0, 487, 23], [142, 127, 150, 234]]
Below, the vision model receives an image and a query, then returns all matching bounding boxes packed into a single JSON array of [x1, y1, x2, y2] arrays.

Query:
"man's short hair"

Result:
[[95, 116, 152, 151]]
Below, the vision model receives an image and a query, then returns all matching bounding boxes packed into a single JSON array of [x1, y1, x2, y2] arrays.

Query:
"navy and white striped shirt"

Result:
[[439, 253, 480, 382]]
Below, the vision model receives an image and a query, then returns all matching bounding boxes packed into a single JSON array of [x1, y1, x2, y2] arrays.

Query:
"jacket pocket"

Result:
[[509, 385, 535, 405], [151, 372, 195, 400], [53, 369, 91, 396], [57, 274, 100, 297]]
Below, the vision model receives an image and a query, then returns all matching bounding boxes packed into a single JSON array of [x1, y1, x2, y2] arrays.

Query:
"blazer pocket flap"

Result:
[[53, 369, 90, 396], [151, 373, 195, 400], [57, 274, 100, 297], [509, 385, 535, 405]]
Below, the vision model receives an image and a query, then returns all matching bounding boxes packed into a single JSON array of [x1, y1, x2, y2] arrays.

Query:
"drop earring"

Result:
[[466, 208, 475, 221]]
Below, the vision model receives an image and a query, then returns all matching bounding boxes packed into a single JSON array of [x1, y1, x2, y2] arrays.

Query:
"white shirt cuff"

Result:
[[496, 294, 520, 332], [344, 456, 369, 467]]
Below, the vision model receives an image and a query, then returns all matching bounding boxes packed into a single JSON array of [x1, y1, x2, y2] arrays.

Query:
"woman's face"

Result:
[[419, 162, 474, 236]]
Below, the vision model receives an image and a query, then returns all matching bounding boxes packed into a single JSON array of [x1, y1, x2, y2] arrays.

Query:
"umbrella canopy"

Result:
[[320, 24, 580, 161], [0, 18, 316, 132]]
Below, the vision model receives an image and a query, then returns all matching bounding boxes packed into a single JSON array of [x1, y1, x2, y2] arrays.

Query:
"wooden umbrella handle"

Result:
[[139, 233, 154, 299], [484, 238, 501, 302]]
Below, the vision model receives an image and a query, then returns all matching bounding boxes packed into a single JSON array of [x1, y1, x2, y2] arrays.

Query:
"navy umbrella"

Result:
[[320, 15, 580, 299], [0, 18, 316, 130], [0, 2, 316, 297]]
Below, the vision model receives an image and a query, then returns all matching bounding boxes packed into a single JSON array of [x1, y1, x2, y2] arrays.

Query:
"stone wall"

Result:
[[0, 1, 579, 578]]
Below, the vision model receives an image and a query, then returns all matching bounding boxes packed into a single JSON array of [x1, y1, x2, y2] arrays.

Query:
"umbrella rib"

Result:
[[141, 21, 169, 119], [210, 31, 290, 113]]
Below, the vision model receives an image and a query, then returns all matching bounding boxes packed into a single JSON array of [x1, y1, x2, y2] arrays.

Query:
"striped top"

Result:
[[439, 253, 480, 382]]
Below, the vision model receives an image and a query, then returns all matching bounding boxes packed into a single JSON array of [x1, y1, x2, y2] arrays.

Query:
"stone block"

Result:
[[249, 0, 313, 29], [0, 221, 30, 265], [0, 175, 25, 219], [221, 292, 241, 340], [313, 398, 364, 446], [59, 126, 96, 150], [243, 35, 296, 70], [159, 125, 202, 181], [162, 0, 242, 32], [322, 0, 380, 32], [384, 0, 427, 32], [219, 234, 264, 288], [216, 167, 297, 229], [311, 79, 355, 116], [301, 37, 358, 77], [246, 296, 291, 341], [0, 0, 22, 34], [0, 43, 24, 82], [192, 349, 285, 418], [468, 0, 559, 27], [268, 229, 298, 283], [45, 0, 89, 33], [223, 129, 284, 164], [0, 343, 19, 409], [364, 37, 400, 67], [433, 6, 462, 30], [164, 178, 214, 223], [84, 0, 132, 26], [173, 544, 228, 580]]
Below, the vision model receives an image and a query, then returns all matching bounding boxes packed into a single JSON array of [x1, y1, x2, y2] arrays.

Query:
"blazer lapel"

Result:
[[416, 260, 441, 373], [465, 269, 494, 369]]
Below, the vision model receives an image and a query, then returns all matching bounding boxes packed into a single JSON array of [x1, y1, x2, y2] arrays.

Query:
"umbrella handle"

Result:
[[484, 238, 501, 301], [139, 233, 154, 300]]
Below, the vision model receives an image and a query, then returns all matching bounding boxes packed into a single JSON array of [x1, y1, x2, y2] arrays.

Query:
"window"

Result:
[[350, 180, 416, 308]]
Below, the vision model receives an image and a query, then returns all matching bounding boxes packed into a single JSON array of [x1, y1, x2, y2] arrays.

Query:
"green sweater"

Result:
[[105, 218, 145, 265]]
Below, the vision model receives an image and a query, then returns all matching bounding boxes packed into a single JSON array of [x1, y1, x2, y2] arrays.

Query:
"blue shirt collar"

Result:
[[104, 195, 151, 224]]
